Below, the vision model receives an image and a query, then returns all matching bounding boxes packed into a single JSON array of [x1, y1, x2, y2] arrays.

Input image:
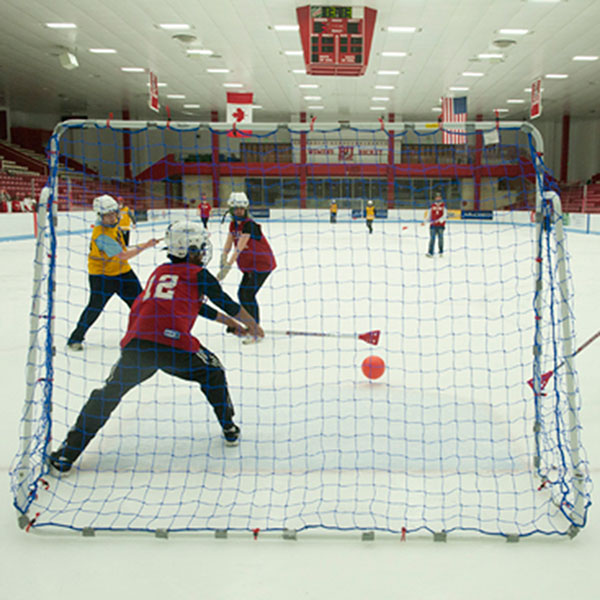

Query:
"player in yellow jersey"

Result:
[[329, 199, 338, 223], [118, 196, 137, 246], [365, 199, 375, 234], [67, 195, 160, 351]]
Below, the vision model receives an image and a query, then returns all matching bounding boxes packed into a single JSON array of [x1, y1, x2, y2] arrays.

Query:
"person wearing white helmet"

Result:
[[217, 192, 276, 343], [48, 221, 263, 474], [66, 194, 160, 350], [365, 199, 375, 234]]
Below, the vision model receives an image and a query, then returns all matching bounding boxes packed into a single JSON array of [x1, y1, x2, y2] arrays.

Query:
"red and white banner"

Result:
[[441, 96, 467, 144], [530, 78, 542, 120], [148, 71, 159, 113], [226, 92, 253, 135]]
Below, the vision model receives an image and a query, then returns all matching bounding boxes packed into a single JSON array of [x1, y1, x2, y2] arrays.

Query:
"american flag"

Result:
[[441, 96, 467, 144]]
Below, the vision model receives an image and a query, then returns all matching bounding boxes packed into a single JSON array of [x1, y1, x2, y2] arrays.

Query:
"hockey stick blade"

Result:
[[359, 330, 380, 346]]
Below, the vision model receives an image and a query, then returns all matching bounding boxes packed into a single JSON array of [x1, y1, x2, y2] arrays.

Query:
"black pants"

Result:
[[68, 270, 142, 344], [238, 271, 271, 324], [366, 219, 373, 233], [122, 230, 131, 246], [201, 217, 209, 229], [330, 213, 337, 223], [55, 339, 235, 464]]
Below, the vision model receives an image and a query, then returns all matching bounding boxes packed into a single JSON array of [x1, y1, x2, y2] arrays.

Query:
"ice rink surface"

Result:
[[1, 213, 599, 599]]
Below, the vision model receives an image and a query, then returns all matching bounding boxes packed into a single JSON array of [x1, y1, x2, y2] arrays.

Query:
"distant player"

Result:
[[365, 199, 375, 234], [118, 197, 136, 246], [330, 199, 338, 223], [220, 196, 235, 224], [198, 194, 212, 229], [48, 221, 263, 475], [217, 192, 276, 343], [424, 192, 447, 257], [66, 195, 159, 351]]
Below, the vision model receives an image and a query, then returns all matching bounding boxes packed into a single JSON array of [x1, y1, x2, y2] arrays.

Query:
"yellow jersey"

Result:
[[119, 206, 134, 230], [366, 205, 375, 220], [330, 203, 338, 214], [88, 224, 131, 276]]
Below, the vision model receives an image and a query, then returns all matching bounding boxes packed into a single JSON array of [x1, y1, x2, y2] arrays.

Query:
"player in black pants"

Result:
[[48, 221, 263, 475]]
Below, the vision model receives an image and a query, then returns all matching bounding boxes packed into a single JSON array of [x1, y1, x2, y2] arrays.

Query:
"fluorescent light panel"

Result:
[[45, 22, 76, 28], [506, 99, 525, 103], [223, 83, 243, 87], [494, 108, 510, 112], [573, 55, 598, 61], [304, 96, 321, 100], [449, 86, 469, 91], [158, 23, 191, 30], [478, 53, 503, 59], [298, 84, 319, 88], [121, 67, 145, 72], [498, 28, 529, 35], [377, 70, 400, 75], [146, 82, 167, 87], [166, 94, 185, 99], [207, 68, 230, 73], [462, 71, 484, 77], [370, 106, 385, 110], [186, 49, 213, 55], [308, 105, 324, 109], [89, 48, 117, 54], [381, 51, 407, 57], [387, 26, 417, 33], [545, 73, 568, 79], [274, 25, 299, 31], [292, 69, 306, 74], [284, 50, 303, 56], [183, 104, 200, 108], [372, 96, 390, 101], [375, 85, 394, 90]]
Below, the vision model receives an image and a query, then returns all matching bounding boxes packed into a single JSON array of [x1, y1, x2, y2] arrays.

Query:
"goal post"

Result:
[[11, 118, 591, 537]]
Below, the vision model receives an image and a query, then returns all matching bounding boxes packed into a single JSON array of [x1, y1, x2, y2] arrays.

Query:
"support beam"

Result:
[[211, 110, 220, 206], [299, 111, 307, 209], [560, 113, 570, 183]]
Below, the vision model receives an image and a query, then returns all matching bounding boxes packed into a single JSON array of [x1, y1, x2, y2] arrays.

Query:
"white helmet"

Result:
[[93, 194, 119, 216], [164, 221, 213, 265], [229, 192, 250, 209], [367, 200, 374, 205]]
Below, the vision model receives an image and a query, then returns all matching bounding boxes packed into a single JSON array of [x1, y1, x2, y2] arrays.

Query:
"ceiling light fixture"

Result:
[[377, 70, 400, 75], [506, 99, 525, 103], [89, 48, 117, 54], [449, 86, 469, 91], [498, 28, 529, 35], [462, 71, 484, 77], [223, 83, 243, 87], [308, 105, 324, 110], [381, 51, 408, 57], [183, 104, 200, 109], [545, 73, 568, 79], [166, 94, 186, 99], [431, 107, 442, 112], [186, 49, 213, 55], [370, 106, 386, 110], [304, 96, 322, 100], [387, 26, 417, 33], [375, 85, 394, 90], [494, 108, 510, 112], [292, 69, 306, 74], [299, 84, 319, 88], [45, 22, 77, 29], [284, 50, 303, 56], [372, 96, 390, 101], [158, 23, 191, 30], [573, 55, 598, 61], [147, 82, 167, 87], [121, 67, 145, 73], [207, 68, 230, 73], [478, 53, 503, 59], [273, 25, 299, 31]]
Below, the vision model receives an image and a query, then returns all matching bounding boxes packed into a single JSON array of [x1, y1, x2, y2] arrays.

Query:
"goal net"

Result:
[[11, 119, 591, 538]]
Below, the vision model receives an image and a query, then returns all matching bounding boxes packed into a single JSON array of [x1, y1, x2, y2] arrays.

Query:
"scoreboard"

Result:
[[296, 5, 377, 76]]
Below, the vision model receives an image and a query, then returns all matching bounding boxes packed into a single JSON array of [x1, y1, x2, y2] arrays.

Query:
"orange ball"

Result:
[[361, 355, 385, 380]]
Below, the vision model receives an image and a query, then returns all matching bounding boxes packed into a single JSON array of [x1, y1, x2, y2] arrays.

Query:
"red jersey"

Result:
[[121, 262, 205, 352], [429, 201, 446, 227], [199, 202, 212, 218], [229, 218, 276, 273]]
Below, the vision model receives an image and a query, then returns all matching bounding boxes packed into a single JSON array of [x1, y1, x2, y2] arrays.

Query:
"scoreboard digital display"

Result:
[[297, 5, 377, 76]]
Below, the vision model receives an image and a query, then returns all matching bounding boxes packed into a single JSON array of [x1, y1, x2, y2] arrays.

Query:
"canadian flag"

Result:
[[226, 92, 253, 136]]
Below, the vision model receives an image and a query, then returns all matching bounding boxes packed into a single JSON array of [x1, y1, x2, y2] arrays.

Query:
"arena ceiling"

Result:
[[0, 0, 598, 124]]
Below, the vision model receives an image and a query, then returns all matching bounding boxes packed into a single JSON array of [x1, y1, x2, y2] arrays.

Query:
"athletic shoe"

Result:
[[242, 335, 262, 345], [67, 341, 83, 351], [425, 253, 433, 258], [46, 451, 73, 476], [223, 424, 241, 446]]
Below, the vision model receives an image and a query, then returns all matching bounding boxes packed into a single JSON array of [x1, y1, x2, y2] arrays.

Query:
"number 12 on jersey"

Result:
[[142, 274, 180, 301]]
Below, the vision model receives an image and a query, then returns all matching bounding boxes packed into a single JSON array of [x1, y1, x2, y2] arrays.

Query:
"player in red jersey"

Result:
[[198, 193, 212, 229], [424, 192, 447, 257], [47, 221, 263, 475], [217, 192, 276, 343]]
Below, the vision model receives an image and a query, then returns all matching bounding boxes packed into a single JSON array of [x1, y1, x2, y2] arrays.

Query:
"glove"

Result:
[[216, 263, 232, 281]]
